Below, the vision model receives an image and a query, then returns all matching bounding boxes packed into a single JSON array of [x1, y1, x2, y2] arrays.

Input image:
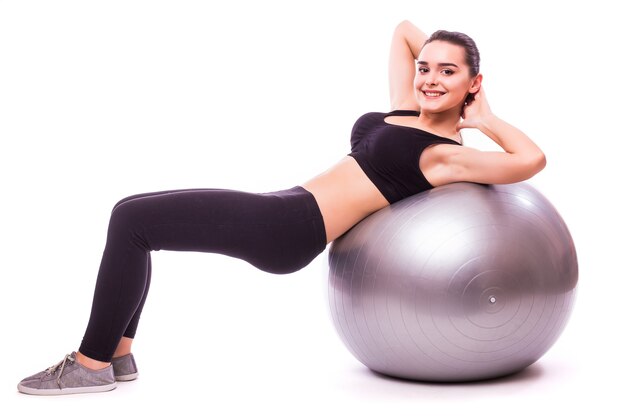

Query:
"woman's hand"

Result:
[[441, 84, 546, 185], [457, 87, 494, 131]]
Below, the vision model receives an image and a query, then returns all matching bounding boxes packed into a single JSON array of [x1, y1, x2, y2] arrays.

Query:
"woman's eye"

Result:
[[418, 67, 429, 74], [442, 69, 454, 75]]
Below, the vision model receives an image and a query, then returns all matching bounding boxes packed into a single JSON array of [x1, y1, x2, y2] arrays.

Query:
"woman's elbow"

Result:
[[523, 151, 547, 179], [396, 20, 413, 31], [395, 20, 420, 37], [534, 151, 547, 173]]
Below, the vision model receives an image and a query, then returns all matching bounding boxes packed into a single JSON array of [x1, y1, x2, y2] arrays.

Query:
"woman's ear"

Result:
[[463, 74, 483, 108], [469, 73, 483, 94]]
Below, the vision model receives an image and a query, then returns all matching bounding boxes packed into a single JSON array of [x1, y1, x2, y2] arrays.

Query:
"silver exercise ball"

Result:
[[328, 182, 578, 382]]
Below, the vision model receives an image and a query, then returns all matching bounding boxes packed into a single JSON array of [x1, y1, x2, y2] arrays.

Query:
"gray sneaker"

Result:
[[17, 352, 117, 395], [111, 353, 139, 381]]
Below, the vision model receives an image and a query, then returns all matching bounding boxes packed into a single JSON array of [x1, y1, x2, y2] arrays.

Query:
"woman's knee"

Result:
[[112, 193, 145, 212], [108, 198, 151, 245]]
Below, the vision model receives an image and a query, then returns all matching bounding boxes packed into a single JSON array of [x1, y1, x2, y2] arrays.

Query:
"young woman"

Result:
[[17, 20, 545, 395]]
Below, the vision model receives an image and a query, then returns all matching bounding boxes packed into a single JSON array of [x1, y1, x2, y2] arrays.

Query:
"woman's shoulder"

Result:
[[353, 111, 388, 124], [358, 110, 387, 118], [351, 112, 386, 133], [355, 109, 420, 121]]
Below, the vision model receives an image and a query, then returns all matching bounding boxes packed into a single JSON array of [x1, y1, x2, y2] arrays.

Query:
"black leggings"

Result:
[[79, 186, 327, 362]]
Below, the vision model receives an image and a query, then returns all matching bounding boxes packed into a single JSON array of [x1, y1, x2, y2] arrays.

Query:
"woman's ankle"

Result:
[[112, 336, 134, 359], [75, 351, 111, 370]]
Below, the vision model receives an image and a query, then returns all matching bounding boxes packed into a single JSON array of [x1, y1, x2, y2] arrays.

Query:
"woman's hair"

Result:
[[424, 30, 480, 77]]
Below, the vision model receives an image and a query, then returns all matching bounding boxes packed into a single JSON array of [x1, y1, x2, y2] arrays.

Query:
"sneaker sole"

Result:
[[18, 382, 117, 396], [115, 372, 138, 382]]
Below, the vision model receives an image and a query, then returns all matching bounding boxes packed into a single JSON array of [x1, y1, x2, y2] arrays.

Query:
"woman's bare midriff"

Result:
[[301, 156, 390, 243]]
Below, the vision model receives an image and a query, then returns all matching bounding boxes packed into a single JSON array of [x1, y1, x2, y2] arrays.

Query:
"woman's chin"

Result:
[[418, 102, 463, 116], [419, 105, 446, 115]]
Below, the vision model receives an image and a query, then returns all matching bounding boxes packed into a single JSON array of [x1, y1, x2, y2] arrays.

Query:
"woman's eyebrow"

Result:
[[417, 60, 460, 68]]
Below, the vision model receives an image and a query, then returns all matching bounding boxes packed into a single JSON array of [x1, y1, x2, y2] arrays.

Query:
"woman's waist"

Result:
[[301, 156, 389, 242]]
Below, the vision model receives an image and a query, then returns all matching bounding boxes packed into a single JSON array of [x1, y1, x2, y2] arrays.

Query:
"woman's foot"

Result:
[[17, 352, 116, 395], [111, 353, 139, 381], [110, 336, 138, 381]]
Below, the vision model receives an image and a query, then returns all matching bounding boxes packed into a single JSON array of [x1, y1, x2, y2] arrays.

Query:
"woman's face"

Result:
[[414, 40, 480, 115]]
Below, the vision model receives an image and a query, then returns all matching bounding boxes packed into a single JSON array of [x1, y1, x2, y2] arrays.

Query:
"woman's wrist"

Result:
[[476, 113, 498, 135], [472, 113, 506, 147]]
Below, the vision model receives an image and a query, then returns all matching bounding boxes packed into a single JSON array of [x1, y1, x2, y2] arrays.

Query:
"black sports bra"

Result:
[[348, 110, 461, 204]]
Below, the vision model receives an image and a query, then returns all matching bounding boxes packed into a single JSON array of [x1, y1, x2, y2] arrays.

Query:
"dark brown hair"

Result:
[[424, 30, 480, 77]]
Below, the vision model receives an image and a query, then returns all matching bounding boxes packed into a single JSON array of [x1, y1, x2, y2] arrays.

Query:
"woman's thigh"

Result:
[[112, 186, 327, 274]]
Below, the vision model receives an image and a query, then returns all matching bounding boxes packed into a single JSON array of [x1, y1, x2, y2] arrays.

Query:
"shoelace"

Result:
[[45, 354, 75, 389]]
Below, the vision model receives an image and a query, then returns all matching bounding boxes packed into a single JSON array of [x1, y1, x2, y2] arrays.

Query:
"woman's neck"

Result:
[[417, 108, 462, 141]]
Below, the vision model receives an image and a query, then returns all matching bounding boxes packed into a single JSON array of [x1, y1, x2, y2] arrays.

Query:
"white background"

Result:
[[1, 0, 624, 415]]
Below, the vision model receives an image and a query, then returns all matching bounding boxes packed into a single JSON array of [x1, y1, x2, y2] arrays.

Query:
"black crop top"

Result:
[[348, 110, 461, 204]]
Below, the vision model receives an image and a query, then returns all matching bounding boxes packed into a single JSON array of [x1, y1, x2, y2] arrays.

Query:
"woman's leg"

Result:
[[113, 189, 200, 343], [113, 336, 134, 358], [78, 186, 327, 364], [92, 189, 200, 363]]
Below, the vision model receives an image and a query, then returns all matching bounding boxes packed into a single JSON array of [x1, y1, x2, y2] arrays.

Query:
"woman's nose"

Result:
[[426, 75, 438, 86]]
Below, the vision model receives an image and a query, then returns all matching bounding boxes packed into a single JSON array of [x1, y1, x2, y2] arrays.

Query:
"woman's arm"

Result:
[[389, 20, 428, 111], [435, 89, 546, 184]]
